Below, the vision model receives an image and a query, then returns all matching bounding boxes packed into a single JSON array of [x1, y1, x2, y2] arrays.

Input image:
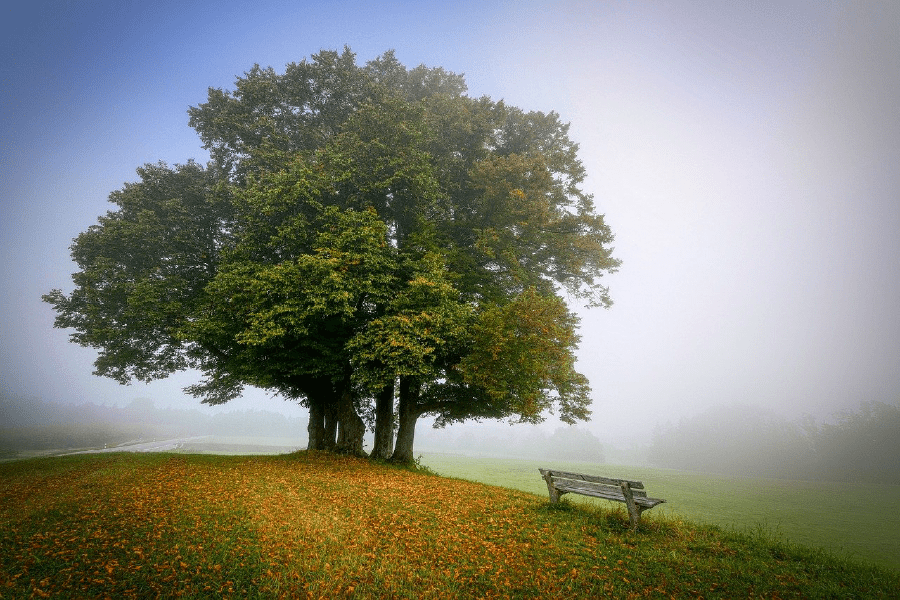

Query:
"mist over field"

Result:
[[0, 393, 606, 464], [4, 390, 897, 487], [0, 395, 305, 457]]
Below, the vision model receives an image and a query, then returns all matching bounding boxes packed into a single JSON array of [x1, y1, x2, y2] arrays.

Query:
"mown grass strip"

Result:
[[1, 451, 898, 598]]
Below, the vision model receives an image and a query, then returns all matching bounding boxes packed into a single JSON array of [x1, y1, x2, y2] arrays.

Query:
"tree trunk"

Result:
[[334, 378, 366, 456], [371, 381, 395, 461], [323, 401, 338, 452], [391, 376, 421, 464], [306, 395, 326, 451], [305, 381, 337, 451]]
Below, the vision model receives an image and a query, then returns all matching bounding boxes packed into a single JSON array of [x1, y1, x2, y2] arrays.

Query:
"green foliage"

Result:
[[185, 203, 397, 402], [349, 251, 473, 393], [459, 289, 590, 424], [43, 161, 229, 383]]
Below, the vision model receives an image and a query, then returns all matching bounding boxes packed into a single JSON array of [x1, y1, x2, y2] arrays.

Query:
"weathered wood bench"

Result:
[[539, 468, 666, 528]]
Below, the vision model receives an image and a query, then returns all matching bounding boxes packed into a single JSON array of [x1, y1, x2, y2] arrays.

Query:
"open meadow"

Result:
[[1, 451, 898, 598], [419, 453, 900, 573]]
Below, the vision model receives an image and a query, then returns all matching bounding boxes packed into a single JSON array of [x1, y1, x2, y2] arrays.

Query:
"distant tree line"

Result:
[[648, 401, 900, 483], [417, 424, 606, 463]]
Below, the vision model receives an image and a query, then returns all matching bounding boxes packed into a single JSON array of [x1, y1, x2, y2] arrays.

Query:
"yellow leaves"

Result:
[[409, 275, 437, 287], [1, 452, 628, 598]]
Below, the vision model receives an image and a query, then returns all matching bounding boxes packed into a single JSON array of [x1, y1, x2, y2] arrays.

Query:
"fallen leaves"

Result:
[[4, 451, 884, 598]]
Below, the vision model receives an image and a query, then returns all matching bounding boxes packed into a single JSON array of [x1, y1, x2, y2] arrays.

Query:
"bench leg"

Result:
[[619, 482, 641, 529], [541, 471, 561, 503]]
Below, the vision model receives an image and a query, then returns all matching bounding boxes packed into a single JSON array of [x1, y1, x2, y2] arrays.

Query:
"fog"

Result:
[[0, 394, 607, 464], [2, 2, 898, 470], [5, 392, 897, 486], [0, 395, 305, 457]]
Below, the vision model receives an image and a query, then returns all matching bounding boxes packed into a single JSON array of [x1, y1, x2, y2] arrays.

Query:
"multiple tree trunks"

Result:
[[538, 468, 666, 529], [305, 375, 424, 461]]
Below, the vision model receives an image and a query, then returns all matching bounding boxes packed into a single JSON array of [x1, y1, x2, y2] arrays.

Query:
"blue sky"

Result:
[[2, 1, 898, 442]]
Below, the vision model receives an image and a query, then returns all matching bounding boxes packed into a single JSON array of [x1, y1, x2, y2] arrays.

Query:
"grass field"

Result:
[[419, 453, 900, 572], [1, 451, 898, 598]]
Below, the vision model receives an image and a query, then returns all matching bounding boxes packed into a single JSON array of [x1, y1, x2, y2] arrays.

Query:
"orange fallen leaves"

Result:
[[0, 451, 681, 598]]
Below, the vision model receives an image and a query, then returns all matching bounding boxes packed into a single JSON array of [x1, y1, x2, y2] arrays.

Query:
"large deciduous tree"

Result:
[[44, 47, 620, 461]]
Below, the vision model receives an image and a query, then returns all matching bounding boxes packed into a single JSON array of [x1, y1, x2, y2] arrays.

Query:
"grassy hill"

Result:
[[1, 452, 897, 598]]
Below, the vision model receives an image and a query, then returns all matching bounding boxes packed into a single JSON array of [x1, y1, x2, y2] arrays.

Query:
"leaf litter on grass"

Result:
[[2, 451, 898, 598]]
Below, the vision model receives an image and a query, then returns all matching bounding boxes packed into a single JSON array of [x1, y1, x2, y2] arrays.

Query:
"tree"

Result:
[[44, 48, 620, 461], [807, 401, 900, 483], [647, 404, 817, 479]]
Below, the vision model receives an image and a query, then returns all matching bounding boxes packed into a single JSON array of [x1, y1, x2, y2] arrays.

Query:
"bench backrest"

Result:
[[540, 468, 643, 488], [539, 468, 650, 498]]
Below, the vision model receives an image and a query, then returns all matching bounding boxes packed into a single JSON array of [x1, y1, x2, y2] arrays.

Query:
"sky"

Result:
[[2, 0, 898, 446]]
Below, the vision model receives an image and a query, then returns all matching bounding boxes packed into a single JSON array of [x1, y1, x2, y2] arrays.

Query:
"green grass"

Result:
[[1, 452, 898, 598], [419, 452, 900, 572]]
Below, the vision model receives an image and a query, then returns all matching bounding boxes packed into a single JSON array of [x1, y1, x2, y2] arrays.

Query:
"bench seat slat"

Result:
[[553, 482, 665, 508], [553, 477, 647, 498], [553, 480, 651, 499]]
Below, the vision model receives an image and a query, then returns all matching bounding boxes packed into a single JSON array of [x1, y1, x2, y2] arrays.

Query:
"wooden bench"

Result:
[[539, 468, 666, 528]]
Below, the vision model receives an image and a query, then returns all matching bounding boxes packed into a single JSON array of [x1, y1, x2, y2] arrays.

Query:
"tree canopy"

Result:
[[44, 48, 620, 461]]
